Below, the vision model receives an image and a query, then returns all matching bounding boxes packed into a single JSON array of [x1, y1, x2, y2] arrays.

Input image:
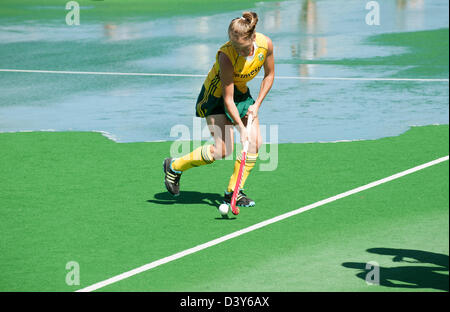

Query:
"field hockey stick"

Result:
[[230, 113, 253, 215]]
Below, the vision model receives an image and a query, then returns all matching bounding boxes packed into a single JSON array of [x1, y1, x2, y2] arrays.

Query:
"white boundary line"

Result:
[[0, 69, 448, 82], [76, 155, 449, 292], [0, 69, 206, 78]]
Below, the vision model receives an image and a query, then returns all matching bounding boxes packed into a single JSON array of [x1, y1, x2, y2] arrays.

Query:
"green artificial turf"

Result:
[[0, 125, 448, 291]]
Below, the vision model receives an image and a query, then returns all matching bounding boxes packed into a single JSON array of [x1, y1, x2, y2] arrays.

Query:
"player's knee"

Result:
[[213, 143, 231, 160], [252, 137, 263, 153], [223, 145, 234, 158]]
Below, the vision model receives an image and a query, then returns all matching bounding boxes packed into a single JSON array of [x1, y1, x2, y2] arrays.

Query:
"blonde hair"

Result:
[[228, 11, 258, 41]]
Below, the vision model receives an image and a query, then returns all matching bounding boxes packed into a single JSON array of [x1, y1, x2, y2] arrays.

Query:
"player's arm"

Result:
[[249, 36, 275, 117], [219, 52, 247, 141]]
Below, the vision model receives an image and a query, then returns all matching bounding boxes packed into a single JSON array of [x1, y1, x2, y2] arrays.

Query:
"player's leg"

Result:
[[246, 113, 263, 154], [171, 113, 233, 169], [206, 113, 234, 161], [163, 142, 215, 197], [163, 114, 233, 196], [163, 82, 224, 196]]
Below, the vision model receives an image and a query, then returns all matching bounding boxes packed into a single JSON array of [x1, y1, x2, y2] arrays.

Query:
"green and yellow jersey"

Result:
[[195, 32, 269, 119], [205, 32, 269, 96]]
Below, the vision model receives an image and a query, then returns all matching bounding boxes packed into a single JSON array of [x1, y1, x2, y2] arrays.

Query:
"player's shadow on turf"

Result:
[[342, 248, 449, 291], [148, 191, 223, 208]]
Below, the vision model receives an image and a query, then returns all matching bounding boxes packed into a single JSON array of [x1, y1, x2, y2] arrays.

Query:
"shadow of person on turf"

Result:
[[342, 248, 449, 291], [368, 248, 449, 269], [147, 191, 223, 208]]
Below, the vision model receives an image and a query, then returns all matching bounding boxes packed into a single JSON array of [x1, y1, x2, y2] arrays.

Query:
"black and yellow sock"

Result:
[[172, 145, 215, 172], [227, 152, 258, 192]]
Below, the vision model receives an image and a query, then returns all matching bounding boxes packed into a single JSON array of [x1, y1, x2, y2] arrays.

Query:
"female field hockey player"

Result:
[[163, 11, 275, 207]]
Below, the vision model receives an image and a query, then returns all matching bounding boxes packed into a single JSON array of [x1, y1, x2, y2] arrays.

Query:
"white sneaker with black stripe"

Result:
[[163, 158, 182, 196]]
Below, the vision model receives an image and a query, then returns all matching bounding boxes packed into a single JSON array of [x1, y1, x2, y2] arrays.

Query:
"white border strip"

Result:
[[0, 69, 448, 82], [76, 155, 449, 292]]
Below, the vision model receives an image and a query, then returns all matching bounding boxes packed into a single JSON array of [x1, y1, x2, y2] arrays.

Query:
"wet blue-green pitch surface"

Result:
[[0, 0, 448, 143]]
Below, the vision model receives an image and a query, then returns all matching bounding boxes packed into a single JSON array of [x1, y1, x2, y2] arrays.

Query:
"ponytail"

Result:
[[228, 11, 259, 40]]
